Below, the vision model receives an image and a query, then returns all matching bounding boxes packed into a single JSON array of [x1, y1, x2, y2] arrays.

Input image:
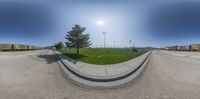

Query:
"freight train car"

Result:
[[181, 45, 191, 51], [164, 44, 200, 51], [13, 44, 28, 51], [0, 44, 13, 51], [191, 44, 200, 51], [28, 45, 35, 50], [33, 46, 36, 50], [165, 46, 177, 51], [20, 45, 28, 50], [35, 46, 40, 50], [176, 46, 182, 51], [0, 44, 41, 51]]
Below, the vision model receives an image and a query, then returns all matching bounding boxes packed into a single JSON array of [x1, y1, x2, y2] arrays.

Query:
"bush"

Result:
[[132, 48, 138, 52]]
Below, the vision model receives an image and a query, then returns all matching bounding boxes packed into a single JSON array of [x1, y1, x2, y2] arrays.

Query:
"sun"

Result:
[[96, 20, 104, 25]]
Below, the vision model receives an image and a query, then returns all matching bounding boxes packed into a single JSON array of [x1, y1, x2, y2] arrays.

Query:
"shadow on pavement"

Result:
[[37, 53, 58, 64], [37, 53, 86, 64]]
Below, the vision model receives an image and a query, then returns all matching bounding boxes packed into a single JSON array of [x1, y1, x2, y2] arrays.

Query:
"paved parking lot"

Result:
[[0, 50, 200, 99]]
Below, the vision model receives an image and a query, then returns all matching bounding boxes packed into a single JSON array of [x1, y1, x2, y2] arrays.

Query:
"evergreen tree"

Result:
[[54, 42, 64, 49], [65, 24, 92, 56]]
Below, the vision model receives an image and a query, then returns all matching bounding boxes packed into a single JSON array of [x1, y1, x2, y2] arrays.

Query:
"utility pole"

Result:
[[113, 41, 116, 48], [103, 32, 107, 48]]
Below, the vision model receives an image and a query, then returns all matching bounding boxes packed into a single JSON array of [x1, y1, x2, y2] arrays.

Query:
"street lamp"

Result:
[[113, 41, 116, 48], [102, 32, 107, 48]]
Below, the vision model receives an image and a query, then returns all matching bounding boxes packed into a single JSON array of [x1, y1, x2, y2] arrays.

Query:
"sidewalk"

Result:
[[56, 51, 150, 80]]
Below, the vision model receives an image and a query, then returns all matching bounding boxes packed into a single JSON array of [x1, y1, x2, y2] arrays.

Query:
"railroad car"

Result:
[[0, 44, 13, 51], [33, 46, 36, 50], [165, 46, 177, 51], [28, 45, 35, 50], [13, 44, 27, 51], [164, 44, 200, 51], [181, 45, 191, 51], [0, 44, 41, 51], [19, 45, 28, 50], [176, 46, 182, 51], [36, 46, 39, 50], [191, 44, 200, 51]]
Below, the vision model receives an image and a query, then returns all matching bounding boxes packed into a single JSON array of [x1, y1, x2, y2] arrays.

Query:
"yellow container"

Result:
[[191, 44, 200, 51], [13, 44, 21, 50], [0, 44, 12, 51], [28, 45, 35, 50], [19, 45, 28, 50]]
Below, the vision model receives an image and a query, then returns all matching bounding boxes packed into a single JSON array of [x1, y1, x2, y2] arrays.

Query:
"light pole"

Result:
[[103, 32, 107, 48], [113, 41, 116, 48]]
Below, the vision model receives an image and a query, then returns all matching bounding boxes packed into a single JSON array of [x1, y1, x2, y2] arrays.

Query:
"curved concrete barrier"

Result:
[[55, 51, 151, 88]]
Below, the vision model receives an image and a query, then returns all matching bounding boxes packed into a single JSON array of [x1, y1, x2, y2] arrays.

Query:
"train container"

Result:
[[164, 47, 169, 50], [31, 46, 34, 50], [176, 46, 182, 51], [13, 44, 28, 51], [33, 46, 35, 50], [181, 45, 191, 51], [37, 46, 41, 50], [34, 46, 37, 50], [38, 46, 41, 50], [28, 45, 31, 50], [28, 45, 35, 50], [171, 46, 177, 50], [36, 46, 39, 50], [13, 44, 20, 51], [0, 44, 40, 51], [191, 44, 200, 51], [0, 44, 13, 51], [35, 46, 38, 50], [165, 46, 177, 51], [27, 45, 30, 50], [19, 45, 28, 50], [34, 46, 36, 50]]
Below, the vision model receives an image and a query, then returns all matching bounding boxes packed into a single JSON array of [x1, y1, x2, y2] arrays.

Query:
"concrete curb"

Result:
[[56, 51, 151, 88]]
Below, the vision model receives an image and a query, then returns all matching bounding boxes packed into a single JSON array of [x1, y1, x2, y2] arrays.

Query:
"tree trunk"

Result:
[[76, 35, 79, 57], [77, 46, 79, 57]]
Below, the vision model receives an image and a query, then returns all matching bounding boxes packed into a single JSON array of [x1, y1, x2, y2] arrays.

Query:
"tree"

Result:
[[54, 42, 64, 49], [65, 24, 92, 56]]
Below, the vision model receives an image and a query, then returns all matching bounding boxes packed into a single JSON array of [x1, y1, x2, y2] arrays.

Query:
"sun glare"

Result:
[[97, 20, 104, 25]]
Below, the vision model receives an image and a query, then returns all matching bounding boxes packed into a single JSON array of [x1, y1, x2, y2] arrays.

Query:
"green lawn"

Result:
[[59, 48, 147, 65]]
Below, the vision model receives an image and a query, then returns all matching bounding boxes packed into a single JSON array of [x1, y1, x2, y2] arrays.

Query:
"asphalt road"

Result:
[[0, 50, 200, 99]]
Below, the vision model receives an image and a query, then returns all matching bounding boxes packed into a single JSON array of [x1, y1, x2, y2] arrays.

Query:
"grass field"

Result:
[[59, 48, 147, 65]]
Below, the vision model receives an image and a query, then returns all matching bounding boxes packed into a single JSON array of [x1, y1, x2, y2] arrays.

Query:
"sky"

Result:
[[0, 0, 200, 47]]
